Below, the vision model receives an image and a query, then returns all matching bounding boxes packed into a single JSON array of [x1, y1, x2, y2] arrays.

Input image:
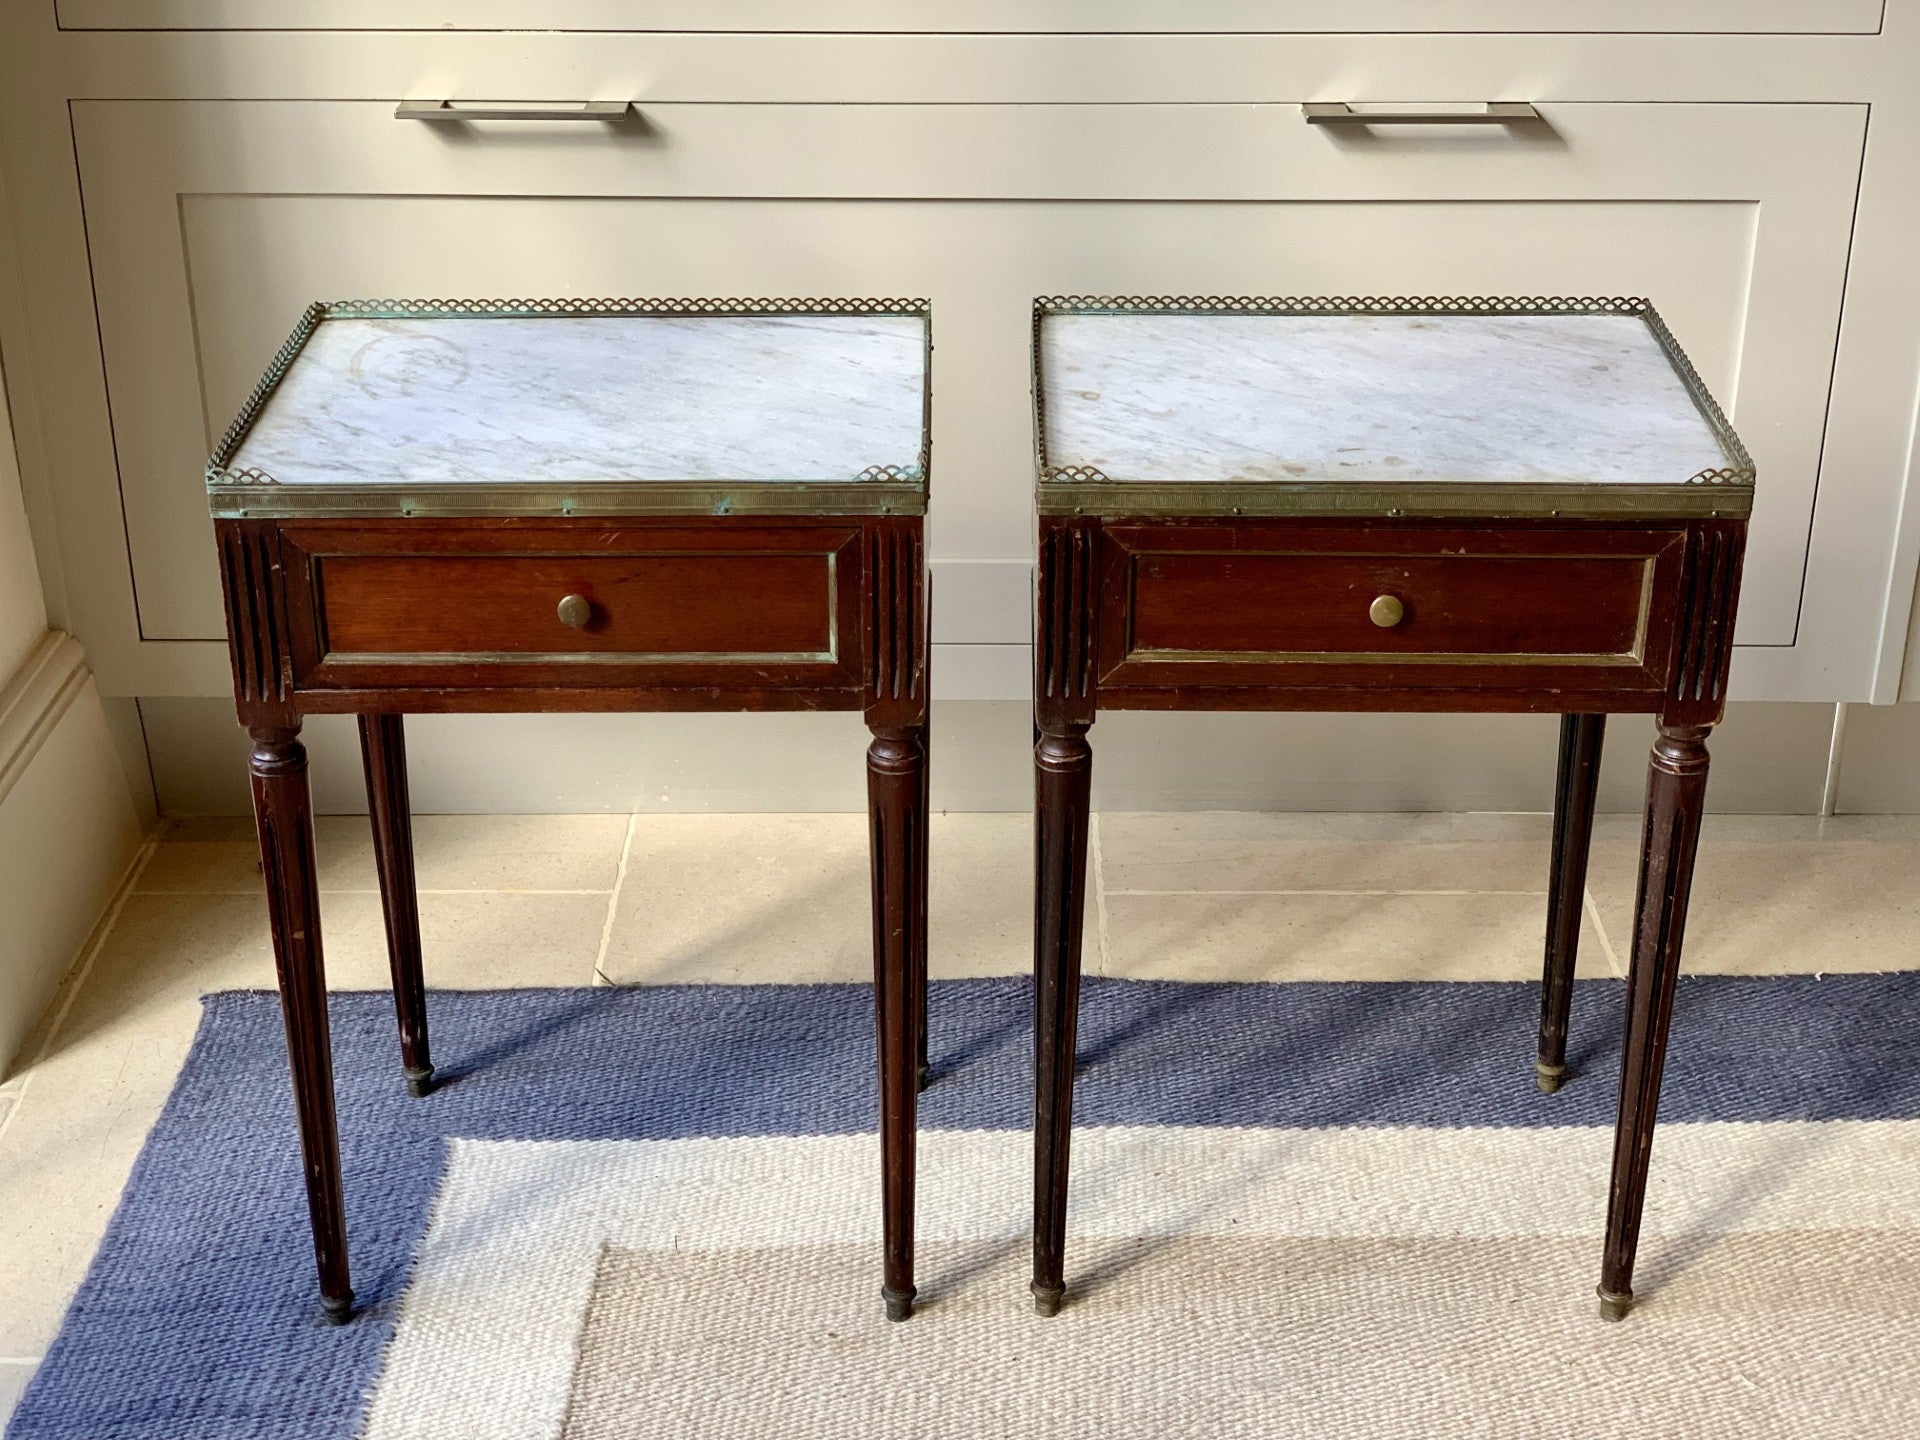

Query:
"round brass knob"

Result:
[[1369, 594, 1406, 629], [556, 593, 593, 630]]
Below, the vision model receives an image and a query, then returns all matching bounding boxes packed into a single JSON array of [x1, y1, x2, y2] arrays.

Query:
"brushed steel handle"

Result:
[[396, 100, 633, 122], [557, 594, 593, 629], [1303, 102, 1540, 126], [1369, 594, 1406, 629]]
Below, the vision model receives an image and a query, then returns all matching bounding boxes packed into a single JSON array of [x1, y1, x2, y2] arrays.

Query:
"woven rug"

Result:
[[11, 975, 1920, 1439]]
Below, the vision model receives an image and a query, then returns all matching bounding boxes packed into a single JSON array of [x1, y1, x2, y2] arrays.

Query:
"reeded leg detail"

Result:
[[868, 725, 927, 1321], [1033, 725, 1093, 1317], [251, 726, 354, 1324], [1599, 723, 1711, 1321], [1538, 713, 1606, 1094], [913, 723, 932, 1093], [359, 714, 433, 1096]]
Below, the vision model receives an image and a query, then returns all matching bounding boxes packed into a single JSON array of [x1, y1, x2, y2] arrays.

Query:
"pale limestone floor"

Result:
[[2, 810, 1918, 1422]]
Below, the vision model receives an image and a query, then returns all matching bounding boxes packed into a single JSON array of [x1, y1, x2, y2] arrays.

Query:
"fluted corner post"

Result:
[[1031, 516, 1101, 1317], [1537, 713, 1606, 1094], [862, 515, 929, 1322], [249, 725, 353, 1324], [1598, 722, 1712, 1321], [358, 714, 433, 1097], [866, 725, 928, 1322], [1031, 722, 1093, 1318]]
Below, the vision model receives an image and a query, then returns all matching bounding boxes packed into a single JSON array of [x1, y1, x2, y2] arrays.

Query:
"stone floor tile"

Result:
[[1097, 811, 1556, 895], [1097, 890, 1613, 983]]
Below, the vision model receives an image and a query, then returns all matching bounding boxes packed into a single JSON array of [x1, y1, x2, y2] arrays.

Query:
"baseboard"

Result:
[[0, 631, 144, 1074], [0, 630, 88, 808], [140, 695, 1850, 817]]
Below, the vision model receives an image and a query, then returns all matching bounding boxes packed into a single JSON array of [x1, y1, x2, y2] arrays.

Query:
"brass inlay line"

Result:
[[1126, 649, 1645, 669], [320, 649, 839, 668]]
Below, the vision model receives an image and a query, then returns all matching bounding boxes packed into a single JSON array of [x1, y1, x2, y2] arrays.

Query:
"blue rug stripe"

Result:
[[11, 972, 1920, 1439]]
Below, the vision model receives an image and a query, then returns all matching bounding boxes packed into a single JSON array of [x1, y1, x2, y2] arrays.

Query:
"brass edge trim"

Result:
[[210, 482, 928, 520], [1035, 481, 1751, 521], [206, 301, 326, 483], [207, 297, 933, 494], [1031, 295, 1754, 495], [318, 650, 840, 668]]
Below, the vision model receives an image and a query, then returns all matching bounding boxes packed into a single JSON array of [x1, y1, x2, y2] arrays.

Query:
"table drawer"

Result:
[[270, 521, 868, 697], [1097, 522, 1691, 700], [318, 553, 835, 661]]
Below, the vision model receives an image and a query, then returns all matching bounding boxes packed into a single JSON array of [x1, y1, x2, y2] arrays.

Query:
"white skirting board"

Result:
[[0, 632, 144, 1073], [141, 691, 1855, 817]]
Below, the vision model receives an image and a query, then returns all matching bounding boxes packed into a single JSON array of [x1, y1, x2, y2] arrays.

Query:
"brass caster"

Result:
[[321, 1292, 355, 1325], [405, 1065, 436, 1098], [1032, 1282, 1064, 1318], [1597, 1286, 1633, 1322], [884, 1286, 916, 1322], [1534, 1060, 1568, 1096]]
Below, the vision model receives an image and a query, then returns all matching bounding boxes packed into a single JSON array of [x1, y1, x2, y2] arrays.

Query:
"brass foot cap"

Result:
[[883, 1286, 916, 1322], [405, 1065, 436, 1099], [1032, 1282, 1065, 1318], [1534, 1061, 1568, 1096], [321, 1293, 355, 1326], [1596, 1287, 1633, 1322]]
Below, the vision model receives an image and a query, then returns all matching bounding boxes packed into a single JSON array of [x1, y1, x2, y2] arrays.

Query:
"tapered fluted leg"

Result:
[[358, 714, 433, 1097], [1537, 714, 1606, 1094], [1598, 723, 1711, 1321], [250, 726, 353, 1324], [913, 723, 931, 1092], [1032, 724, 1093, 1318], [868, 725, 927, 1321]]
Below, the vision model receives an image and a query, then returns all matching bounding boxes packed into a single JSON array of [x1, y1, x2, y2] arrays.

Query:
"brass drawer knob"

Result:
[[556, 593, 593, 629], [1369, 594, 1406, 629]]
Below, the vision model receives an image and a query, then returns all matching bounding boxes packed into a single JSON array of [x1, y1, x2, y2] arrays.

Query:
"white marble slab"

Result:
[[228, 313, 927, 486], [1039, 312, 1732, 487]]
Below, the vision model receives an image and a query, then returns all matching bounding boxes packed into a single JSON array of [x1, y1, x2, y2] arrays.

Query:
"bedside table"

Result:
[[207, 297, 933, 1323], [1027, 295, 1753, 1322]]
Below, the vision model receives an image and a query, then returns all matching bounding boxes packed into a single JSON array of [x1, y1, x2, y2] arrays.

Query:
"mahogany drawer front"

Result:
[[317, 553, 834, 659], [1097, 522, 1690, 698], [271, 521, 870, 699]]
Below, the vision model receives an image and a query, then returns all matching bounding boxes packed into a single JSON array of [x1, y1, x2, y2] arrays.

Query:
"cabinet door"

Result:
[[54, 0, 1884, 33], [71, 100, 1862, 695]]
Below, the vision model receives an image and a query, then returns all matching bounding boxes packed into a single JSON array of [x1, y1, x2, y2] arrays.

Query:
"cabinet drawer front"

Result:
[[55, 0, 1882, 33], [318, 552, 835, 661], [1102, 523, 1685, 695]]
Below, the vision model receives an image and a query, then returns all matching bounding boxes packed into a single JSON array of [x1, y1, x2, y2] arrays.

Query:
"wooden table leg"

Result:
[[867, 722, 927, 1321], [1032, 721, 1093, 1317], [250, 725, 353, 1324], [1598, 722, 1711, 1321], [358, 714, 433, 1097], [1537, 713, 1605, 1094], [913, 722, 932, 1092]]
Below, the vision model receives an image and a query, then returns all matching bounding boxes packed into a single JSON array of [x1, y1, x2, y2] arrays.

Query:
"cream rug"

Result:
[[361, 1125, 1920, 1439]]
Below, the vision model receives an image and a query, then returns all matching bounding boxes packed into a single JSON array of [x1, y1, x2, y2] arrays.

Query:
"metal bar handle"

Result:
[[395, 100, 633, 122], [1303, 102, 1540, 126]]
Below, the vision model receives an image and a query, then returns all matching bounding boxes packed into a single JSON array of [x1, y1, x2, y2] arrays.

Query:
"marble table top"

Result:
[[209, 303, 930, 518], [1035, 303, 1752, 519]]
